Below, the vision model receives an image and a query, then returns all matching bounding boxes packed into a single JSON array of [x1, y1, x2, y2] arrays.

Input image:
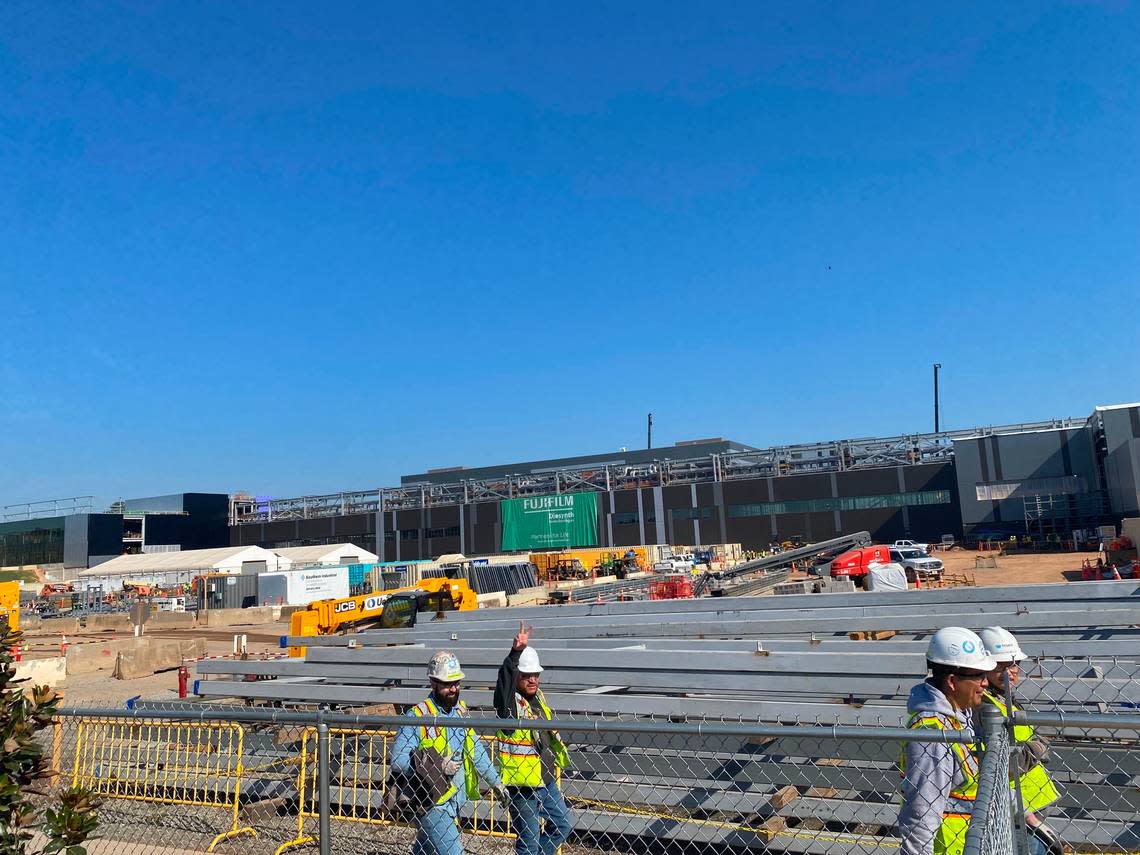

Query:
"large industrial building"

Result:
[[230, 402, 1140, 559], [0, 492, 231, 574]]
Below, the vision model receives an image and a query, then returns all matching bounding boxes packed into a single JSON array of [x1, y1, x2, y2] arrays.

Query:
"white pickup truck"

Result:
[[889, 547, 943, 582], [654, 557, 695, 574], [892, 539, 930, 553]]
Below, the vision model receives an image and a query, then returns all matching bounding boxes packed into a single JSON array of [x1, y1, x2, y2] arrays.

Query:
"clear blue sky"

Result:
[[1, 2, 1137, 507]]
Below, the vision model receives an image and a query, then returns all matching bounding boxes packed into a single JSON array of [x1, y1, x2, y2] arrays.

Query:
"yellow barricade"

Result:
[[275, 727, 516, 855], [70, 717, 256, 852]]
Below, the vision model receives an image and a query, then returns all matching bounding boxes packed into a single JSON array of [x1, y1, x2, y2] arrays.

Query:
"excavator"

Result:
[[287, 576, 477, 657]]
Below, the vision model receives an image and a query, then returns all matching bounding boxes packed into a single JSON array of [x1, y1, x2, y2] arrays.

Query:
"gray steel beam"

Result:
[[284, 633, 1140, 659], [373, 579, 1139, 625], [299, 607, 1140, 643], [191, 681, 912, 722]]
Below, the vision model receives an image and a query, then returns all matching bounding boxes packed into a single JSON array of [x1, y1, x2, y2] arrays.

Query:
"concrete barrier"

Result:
[[19, 613, 42, 632], [66, 638, 145, 675], [507, 586, 548, 607], [179, 637, 207, 659], [112, 636, 208, 680], [477, 591, 508, 609], [199, 606, 277, 627], [277, 604, 304, 622], [15, 656, 66, 687], [113, 639, 178, 680], [149, 611, 196, 629], [28, 617, 80, 636], [81, 613, 132, 633]]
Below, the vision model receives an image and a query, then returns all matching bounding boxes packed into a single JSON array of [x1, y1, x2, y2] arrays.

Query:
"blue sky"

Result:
[[1, 2, 1137, 507]]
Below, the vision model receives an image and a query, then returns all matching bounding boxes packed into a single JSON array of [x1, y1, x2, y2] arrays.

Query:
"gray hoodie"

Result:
[[898, 680, 976, 855]]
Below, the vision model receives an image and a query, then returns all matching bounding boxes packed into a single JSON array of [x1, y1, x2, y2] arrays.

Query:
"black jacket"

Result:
[[494, 647, 523, 719]]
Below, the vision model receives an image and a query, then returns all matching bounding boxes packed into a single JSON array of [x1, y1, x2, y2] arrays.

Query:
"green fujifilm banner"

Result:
[[500, 492, 599, 551]]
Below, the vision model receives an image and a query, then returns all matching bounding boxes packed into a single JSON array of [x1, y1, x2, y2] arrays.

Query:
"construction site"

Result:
[[2, 520, 1138, 855], [3, 403, 1140, 855]]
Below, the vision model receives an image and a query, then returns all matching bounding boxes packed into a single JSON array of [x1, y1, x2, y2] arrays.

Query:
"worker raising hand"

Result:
[[513, 621, 533, 652]]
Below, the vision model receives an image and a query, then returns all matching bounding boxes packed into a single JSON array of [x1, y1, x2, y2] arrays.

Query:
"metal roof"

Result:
[[272, 544, 379, 564], [78, 546, 279, 577]]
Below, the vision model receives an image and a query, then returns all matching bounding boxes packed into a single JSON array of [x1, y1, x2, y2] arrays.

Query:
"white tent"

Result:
[[273, 544, 379, 567], [77, 546, 290, 590]]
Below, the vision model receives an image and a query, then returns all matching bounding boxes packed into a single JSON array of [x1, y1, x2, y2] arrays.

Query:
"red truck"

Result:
[[830, 545, 891, 584]]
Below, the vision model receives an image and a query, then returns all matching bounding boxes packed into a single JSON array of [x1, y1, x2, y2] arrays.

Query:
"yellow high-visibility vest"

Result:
[[901, 712, 980, 855], [496, 690, 569, 788], [981, 691, 1059, 813], [411, 697, 479, 804]]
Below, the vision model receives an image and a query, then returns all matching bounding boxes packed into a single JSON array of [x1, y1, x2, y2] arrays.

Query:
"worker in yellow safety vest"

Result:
[[899, 627, 996, 855], [392, 650, 507, 855], [493, 622, 572, 855], [978, 626, 1063, 855]]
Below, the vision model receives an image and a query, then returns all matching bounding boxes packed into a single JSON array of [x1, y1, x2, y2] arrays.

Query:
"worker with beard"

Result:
[[494, 622, 572, 855], [392, 650, 507, 855]]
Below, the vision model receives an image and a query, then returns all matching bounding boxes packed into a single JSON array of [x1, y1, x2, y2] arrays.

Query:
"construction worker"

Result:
[[978, 627, 1063, 855], [494, 622, 572, 855], [392, 650, 507, 855], [899, 627, 996, 855]]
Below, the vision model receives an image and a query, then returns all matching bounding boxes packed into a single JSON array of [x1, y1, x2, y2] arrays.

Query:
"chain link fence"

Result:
[[31, 701, 1140, 855]]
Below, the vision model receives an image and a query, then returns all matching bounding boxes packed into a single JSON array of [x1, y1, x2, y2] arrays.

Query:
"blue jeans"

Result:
[[508, 782, 572, 855], [413, 800, 462, 855]]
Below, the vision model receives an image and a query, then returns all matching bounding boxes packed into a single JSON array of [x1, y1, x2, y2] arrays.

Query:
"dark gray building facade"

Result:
[[233, 461, 961, 558], [0, 492, 230, 571], [232, 402, 1140, 558]]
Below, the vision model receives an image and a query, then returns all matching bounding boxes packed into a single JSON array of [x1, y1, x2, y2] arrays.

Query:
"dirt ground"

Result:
[[937, 548, 1103, 586]]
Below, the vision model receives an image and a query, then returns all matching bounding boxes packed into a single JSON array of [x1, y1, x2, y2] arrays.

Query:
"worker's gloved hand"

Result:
[[440, 757, 461, 777], [1029, 822, 1064, 855], [493, 784, 510, 802]]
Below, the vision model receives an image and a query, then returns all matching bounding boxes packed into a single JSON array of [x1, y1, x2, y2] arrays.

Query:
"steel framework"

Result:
[[235, 417, 1087, 523]]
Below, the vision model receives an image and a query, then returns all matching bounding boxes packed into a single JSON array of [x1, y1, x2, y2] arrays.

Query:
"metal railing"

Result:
[[38, 702, 1140, 855]]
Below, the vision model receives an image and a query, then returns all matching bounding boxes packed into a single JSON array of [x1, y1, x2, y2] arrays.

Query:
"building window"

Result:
[[727, 490, 951, 518], [383, 531, 395, 542], [975, 476, 1085, 502], [400, 529, 420, 541], [671, 507, 714, 521], [613, 512, 639, 525], [424, 526, 461, 539]]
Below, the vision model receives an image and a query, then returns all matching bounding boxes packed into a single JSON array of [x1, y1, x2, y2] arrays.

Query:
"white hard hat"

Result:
[[518, 647, 543, 674], [979, 626, 1027, 663], [926, 627, 997, 671], [427, 650, 465, 682]]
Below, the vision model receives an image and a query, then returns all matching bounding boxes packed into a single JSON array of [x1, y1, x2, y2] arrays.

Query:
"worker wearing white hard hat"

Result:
[[391, 650, 506, 855], [979, 627, 1062, 855], [899, 627, 996, 855], [493, 622, 572, 855]]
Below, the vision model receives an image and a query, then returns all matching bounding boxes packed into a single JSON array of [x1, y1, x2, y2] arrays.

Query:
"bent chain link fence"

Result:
[[34, 705, 1140, 855]]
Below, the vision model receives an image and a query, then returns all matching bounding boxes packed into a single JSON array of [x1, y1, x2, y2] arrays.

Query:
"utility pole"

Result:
[[933, 363, 942, 433], [647, 413, 653, 449]]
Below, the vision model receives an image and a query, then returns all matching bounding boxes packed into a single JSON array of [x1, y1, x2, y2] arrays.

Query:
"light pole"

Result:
[[933, 363, 942, 433]]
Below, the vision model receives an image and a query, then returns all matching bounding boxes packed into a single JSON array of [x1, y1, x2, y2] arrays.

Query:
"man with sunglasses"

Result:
[[899, 627, 996, 855], [494, 622, 572, 855], [979, 627, 1062, 855], [392, 650, 508, 855]]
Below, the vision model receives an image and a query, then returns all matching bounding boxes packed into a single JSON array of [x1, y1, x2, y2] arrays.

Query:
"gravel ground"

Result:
[[57, 638, 248, 708]]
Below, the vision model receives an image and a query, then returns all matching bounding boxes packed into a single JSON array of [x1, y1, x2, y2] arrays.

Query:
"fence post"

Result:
[[1004, 679, 1031, 855], [317, 708, 331, 855], [963, 703, 1014, 855]]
